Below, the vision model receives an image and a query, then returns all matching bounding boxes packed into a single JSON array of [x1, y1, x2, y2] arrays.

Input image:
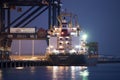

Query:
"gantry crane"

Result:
[[0, 0, 62, 60]]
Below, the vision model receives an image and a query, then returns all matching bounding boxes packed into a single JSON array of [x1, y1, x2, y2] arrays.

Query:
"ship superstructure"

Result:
[[46, 13, 88, 65]]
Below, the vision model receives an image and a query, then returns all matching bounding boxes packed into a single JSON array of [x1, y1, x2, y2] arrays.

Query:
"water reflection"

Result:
[[30, 67, 35, 74], [47, 66, 89, 80], [0, 66, 89, 80], [0, 70, 2, 80], [80, 67, 89, 80], [0, 64, 120, 80]]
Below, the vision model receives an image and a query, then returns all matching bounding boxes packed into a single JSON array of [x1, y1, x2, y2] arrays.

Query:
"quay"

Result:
[[0, 55, 92, 68], [98, 60, 120, 63], [98, 57, 120, 63], [1, 55, 120, 68], [0, 55, 53, 68], [0, 60, 89, 68], [0, 60, 53, 68]]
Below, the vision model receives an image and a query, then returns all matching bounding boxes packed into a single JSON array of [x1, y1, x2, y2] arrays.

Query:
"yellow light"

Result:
[[59, 46, 63, 48], [0, 47, 4, 51], [60, 50, 65, 53], [56, 33, 60, 35], [15, 67, 24, 70], [65, 41, 69, 44], [7, 47, 11, 51], [60, 41, 63, 43], [49, 46, 53, 48]]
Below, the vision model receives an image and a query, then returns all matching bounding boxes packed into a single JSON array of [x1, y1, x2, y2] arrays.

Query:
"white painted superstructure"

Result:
[[46, 13, 88, 55]]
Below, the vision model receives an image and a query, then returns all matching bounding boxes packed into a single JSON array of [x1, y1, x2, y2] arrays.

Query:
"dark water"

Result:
[[0, 63, 120, 80]]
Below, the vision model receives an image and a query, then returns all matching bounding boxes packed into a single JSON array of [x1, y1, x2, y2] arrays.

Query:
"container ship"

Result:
[[46, 12, 89, 66]]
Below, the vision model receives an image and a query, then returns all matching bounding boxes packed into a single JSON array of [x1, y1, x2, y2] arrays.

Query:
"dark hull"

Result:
[[47, 54, 88, 66]]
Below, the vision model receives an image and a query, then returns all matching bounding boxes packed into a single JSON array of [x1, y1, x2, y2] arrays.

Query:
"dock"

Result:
[[98, 57, 120, 63], [0, 60, 53, 68]]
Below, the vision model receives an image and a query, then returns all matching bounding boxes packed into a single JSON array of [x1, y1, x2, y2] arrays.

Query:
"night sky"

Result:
[[62, 0, 120, 56], [11, 0, 120, 56]]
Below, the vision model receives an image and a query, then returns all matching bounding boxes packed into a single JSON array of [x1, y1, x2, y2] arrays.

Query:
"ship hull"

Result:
[[47, 54, 88, 66]]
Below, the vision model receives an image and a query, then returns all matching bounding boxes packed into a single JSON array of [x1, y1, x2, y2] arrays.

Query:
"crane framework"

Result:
[[0, 0, 61, 60]]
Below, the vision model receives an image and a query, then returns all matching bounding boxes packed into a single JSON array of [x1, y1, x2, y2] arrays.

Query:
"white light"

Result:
[[54, 1, 58, 4], [59, 41, 63, 44], [70, 49, 76, 53], [49, 46, 53, 48], [75, 45, 80, 48], [62, 19, 67, 23], [71, 66, 75, 71], [55, 28, 58, 30], [53, 49, 59, 54], [60, 3, 63, 6], [61, 50, 65, 53], [56, 33, 60, 35], [15, 67, 24, 70], [59, 37, 63, 39], [70, 32, 76, 35], [53, 66, 58, 78], [72, 27, 77, 31], [47, 35, 50, 38], [80, 70, 89, 77], [82, 34, 87, 40], [65, 41, 69, 44], [59, 46, 63, 48], [66, 36, 70, 38]]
